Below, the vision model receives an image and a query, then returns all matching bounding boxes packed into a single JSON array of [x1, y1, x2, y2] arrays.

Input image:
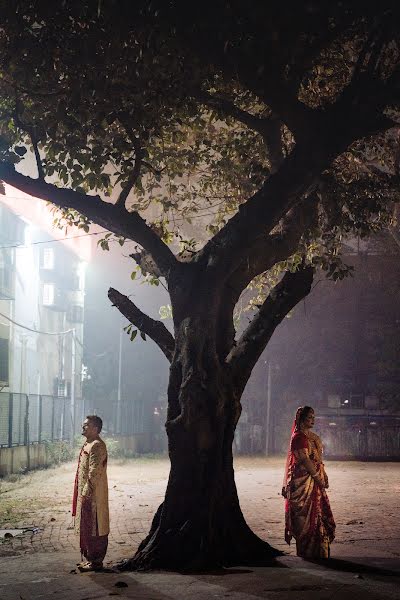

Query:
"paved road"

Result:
[[0, 457, 399, 599]]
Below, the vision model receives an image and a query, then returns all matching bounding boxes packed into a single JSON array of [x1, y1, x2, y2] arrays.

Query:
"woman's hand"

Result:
[[313, 474, 326, 488]]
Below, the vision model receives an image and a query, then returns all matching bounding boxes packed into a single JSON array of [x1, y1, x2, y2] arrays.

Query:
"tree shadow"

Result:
[[306, 557, 400, 579], [179, 554, 288, 576], [185, 567, 254, 576]]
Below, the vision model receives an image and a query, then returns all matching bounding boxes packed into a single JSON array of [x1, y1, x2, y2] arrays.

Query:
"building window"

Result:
[[0, 248, 14, 299], [43, 283, 55, 306], [54, 377, 68, 397], [41, 247, 55, 270], [0, 266, 12, 298], [0, 338, 9, 385], [68, 305, 84, 323]]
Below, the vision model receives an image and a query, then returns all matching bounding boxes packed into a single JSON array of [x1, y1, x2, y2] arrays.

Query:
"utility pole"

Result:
[[265, 361, 271, 456], [116, 325, 123, 434], [70, 329, 76, 439]]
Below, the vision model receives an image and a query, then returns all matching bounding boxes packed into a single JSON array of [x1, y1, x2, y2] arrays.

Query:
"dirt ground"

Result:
[[0, 456, 399, 563]]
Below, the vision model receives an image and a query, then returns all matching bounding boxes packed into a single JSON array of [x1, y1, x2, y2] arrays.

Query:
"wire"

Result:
[[0, 196, 230, 252], [0, 229, 110, 250], [0, 309, 76, 337]]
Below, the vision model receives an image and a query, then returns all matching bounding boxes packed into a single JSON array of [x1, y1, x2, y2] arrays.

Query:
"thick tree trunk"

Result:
[[121, 413, 279, 571], [119, 314, 280, 571]]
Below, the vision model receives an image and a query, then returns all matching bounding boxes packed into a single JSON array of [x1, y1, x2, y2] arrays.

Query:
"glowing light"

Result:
[[77, 261, 87, 291], [328, 422, 337, 427]]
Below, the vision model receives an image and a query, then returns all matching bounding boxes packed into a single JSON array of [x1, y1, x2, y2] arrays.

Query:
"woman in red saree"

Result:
[[282, 406, 335, 558]]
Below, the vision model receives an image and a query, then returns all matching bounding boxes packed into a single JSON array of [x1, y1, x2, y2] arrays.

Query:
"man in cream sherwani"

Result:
[[72, 415, 109, 571]]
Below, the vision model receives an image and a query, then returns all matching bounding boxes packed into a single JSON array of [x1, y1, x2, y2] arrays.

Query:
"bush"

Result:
[[43, 440, 75, 465], [101, 437, 123, 458]]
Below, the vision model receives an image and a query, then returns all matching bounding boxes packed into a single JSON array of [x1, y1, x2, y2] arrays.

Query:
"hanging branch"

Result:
[[108, 287, 175, 362]]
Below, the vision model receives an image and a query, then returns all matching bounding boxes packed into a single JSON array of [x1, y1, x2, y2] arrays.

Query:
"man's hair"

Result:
[[86, 415, 103, 433]]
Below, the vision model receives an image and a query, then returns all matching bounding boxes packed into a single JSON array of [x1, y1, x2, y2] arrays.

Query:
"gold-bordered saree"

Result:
[[283, 430, 335, 558]]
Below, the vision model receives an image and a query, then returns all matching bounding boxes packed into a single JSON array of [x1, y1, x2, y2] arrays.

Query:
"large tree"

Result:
[[0, 1, 399, 569]]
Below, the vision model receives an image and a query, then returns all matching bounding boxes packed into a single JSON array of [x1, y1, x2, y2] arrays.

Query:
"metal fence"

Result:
[[313, 414, 400, 459], [94, 398, 158, 437], [0, 392, 83, 447]]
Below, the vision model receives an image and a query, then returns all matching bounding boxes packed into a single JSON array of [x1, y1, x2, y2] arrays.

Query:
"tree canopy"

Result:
[[0, 2, 399, 298]]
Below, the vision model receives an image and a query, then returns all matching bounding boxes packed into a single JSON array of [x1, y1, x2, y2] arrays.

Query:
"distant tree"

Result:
[[0, 1, 399, 570]]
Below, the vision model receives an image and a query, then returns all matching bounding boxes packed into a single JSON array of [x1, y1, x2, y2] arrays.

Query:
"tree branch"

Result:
[[13, 97, 45, 180], [0, 162, 177, 277], [198, 57, 397, 281], [130, 250, 162, 278], [115, 136, 144, 208], [197, 90, 285, 172], [196, 90, 273, 138], [31, 136, 45, 180], [216, 231, 300, 362], [197, 142, 325, 279], [226, 196, 318, 299], [108, 287, 175, 362], [248, 79, 316, 142], [215, 197, 317, 361], [227, 266, 314, 392]]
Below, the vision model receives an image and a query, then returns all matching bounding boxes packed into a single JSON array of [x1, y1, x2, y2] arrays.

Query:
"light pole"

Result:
[[265, 362, 271, 455], [116, 324, 123, 434], [70, 328, 76, 438]]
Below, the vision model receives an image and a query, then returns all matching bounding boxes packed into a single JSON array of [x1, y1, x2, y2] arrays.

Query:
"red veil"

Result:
[[282, 406, 305, 495], [282, 406, 306, 544]]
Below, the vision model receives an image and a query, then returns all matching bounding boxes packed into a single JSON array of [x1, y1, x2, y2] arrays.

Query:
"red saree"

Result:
[[283, 430, 335, 558]]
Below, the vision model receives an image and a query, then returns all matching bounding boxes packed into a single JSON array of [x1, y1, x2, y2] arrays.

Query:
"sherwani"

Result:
[[72, 437, 109, 561]]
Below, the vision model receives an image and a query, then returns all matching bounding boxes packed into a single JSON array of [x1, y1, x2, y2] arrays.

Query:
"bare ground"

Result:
[[0, 456, 399, 562]]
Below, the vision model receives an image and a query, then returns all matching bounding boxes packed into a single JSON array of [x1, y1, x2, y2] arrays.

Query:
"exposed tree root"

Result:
[[116, 502, 281, 572]]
